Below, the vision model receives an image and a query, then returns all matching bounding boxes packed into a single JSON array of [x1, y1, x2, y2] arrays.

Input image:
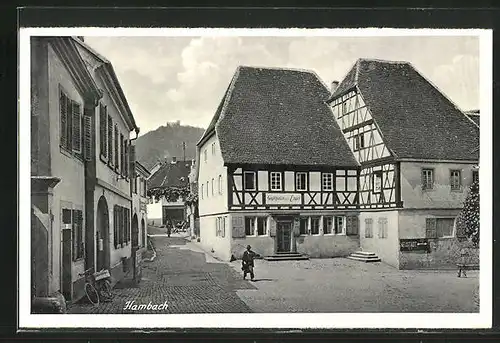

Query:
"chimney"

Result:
[[171, 156, 177, 164], [331, 80, 339, 93]]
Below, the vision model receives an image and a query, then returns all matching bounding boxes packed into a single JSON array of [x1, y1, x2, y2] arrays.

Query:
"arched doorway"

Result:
[[132, 214, 139, 248], [96, 196, 110, 271], [140, 218, 146, 248]]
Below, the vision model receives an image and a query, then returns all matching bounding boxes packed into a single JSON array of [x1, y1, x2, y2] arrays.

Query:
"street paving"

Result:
[[228, 258, 479, 313], [68, 226, 479, 314], [67, 231, 255, 314]]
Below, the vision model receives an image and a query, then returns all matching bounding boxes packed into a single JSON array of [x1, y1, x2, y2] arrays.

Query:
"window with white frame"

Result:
[[270, 172, 282, 191], [334, 216, 346, 234], [378, 217, 388, 238], [436, 218, 455, 238], [218, 175, 222, 194], [323, 216, 333, 234], [299, 217, 309, 235], [257, 217, 267, 236], [373, 171, 382, 194], [422, 168, 434, 190], [310, 217, 320, 235], [365, 218, 373, 238], [450, 170, 461, 191], [295, 172, 307, 191], [322, 173, 333, 191], [245, 217, 255, 236], [244, 171, 256, 191], [354, 133, 365, 151]]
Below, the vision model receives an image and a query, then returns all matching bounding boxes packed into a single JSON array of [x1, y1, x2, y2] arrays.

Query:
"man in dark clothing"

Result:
[[242, 245, 256, 281]]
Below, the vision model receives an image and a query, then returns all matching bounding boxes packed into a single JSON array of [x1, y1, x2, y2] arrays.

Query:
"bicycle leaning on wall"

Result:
[[79, 267, 113, 305]]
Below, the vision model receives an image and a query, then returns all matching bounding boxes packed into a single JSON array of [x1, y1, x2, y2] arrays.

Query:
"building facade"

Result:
[[196, 61, 480, 269], [31, 36, 103, 305], [147, 158, 193, 227], [326, 58, 479, 269], [30, 36, 143, 309], [196, 66, 362, 261]]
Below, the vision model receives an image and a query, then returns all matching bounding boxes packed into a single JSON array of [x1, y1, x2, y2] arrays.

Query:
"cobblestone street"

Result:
[[67, 229, 255, 314]]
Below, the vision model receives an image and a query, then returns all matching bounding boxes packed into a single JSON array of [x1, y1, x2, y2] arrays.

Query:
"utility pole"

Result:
[[182, 141, 186, 162]]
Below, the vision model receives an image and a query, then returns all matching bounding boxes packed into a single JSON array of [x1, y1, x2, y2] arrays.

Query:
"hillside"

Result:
[[135, 121, 205, 170]]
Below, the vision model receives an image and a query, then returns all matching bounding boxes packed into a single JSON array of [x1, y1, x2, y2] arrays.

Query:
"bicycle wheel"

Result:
[[99, 280, 113, 301], [84, 282, 100, 305]]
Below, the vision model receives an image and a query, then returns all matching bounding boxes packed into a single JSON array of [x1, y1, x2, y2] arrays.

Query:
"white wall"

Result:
[[359, 210, 400, 268], [47, 43, 87, 292], [198, 133, 228, 216], [199, 214, 232, 261]]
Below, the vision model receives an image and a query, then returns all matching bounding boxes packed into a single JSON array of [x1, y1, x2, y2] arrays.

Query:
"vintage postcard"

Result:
[[19, 28, 492, 329]]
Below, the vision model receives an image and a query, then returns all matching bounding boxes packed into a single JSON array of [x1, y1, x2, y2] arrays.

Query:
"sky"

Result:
[[84, 35, 479, 136]]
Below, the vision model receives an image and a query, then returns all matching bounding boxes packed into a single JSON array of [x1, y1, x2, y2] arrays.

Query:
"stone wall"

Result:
[[399, 238, 479, 269]]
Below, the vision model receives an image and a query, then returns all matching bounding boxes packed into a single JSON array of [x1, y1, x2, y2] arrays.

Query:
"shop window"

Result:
[[310, 217, 320, 235], [323, 216, 333, 234], [299, 217, 309, 235], [245, 217, 255, 236]]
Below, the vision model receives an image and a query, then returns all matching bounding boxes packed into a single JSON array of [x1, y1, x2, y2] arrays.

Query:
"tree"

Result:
[[456, 179, 479, 246]]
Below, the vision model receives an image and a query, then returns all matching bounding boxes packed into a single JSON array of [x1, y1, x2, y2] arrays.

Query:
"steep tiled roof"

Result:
[[330, 59, 479, 161], [147, 160, 193, 189], [201, 66, 359, 167], [464, 110, 480, 126]]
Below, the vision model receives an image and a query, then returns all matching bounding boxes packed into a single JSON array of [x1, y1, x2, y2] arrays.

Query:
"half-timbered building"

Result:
[[196, 66, 362, 261], [326, 58, 480, 269]]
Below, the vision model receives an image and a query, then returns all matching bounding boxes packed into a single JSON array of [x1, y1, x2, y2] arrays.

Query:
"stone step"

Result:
[[347, 255, 381, 263], [353, 251, 377, 256], [350, 252, 380, 259], [264, 254, 309, 261]]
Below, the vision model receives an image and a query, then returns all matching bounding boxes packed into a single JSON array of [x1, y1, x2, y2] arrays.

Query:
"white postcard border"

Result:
[[18, 27, 492, 329]]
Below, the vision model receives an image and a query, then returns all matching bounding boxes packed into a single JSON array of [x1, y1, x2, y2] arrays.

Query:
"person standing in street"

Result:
[[242, 245, 256, 281]]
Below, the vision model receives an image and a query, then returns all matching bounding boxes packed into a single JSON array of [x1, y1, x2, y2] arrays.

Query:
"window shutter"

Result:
[[60, 92, 68, 148], [129, 144, 136, 177], [71, 101, 82, 153], [231, 216, 245, 238], [421, 170, 426, 189], [99, 105, 107, 158], [346, 216, 359, 236], [108, 115, 113, 165], [425, 218, 437, 238], [114, 126, 119, 169], [83, 115, 92, 161]]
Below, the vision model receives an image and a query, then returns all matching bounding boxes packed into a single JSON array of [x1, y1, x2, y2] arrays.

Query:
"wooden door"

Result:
[[276, 221, 292, 253]]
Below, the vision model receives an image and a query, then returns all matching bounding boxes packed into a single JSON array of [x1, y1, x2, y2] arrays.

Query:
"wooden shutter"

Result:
[[114, 126, 119, 169], [83, 115, 92, 161], [269, 218, 277, 237], [129, 144, 136, 177], [425, 218, 437, 238], [71, 101, 82, 153], [60, 91, 68, 149], [231, 216, 245, 238], [113, 206, 118, 248], [99, 105, 107, 158], [293, 218, 300, 236], [346, 216, 359, 236], [108, 115, 113, 165]]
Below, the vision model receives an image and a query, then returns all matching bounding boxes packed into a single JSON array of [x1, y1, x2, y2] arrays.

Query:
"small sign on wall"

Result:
[[266, 193, 301, 205], [400, 238, 430, 252]]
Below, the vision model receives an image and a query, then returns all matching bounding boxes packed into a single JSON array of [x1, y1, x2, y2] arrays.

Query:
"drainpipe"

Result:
[[128, 127, 140, 272]]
